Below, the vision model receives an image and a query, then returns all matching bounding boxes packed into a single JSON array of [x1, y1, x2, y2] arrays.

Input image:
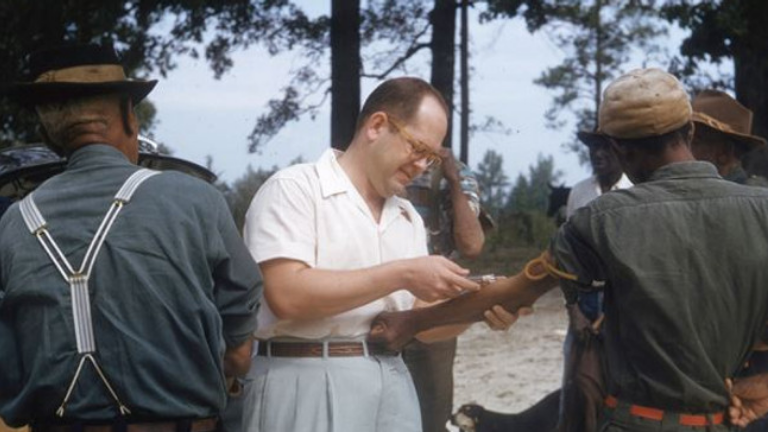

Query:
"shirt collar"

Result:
[[315, 148, 414, 226], [316, 148, 349, 198], [67, 144, 131, 171], [647, 160, 720, 182]]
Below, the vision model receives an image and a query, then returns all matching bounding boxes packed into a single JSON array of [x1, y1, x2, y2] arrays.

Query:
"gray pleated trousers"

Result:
[[240, 350, 422, 432]]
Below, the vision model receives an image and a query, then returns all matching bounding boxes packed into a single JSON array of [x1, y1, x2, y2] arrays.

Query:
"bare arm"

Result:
[[261, 255, 480, 320], [728, 374, 768, 427], [369, 256, 559, 351], [442, 151, 485, 259]]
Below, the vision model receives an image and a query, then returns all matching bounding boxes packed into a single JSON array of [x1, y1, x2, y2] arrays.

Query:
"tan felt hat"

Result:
[[692, 89, 766, 150]]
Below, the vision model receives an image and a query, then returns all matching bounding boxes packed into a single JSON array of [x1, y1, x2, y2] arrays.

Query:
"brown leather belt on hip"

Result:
[[257, 341, 398, 357], [604, 395, 724, 427], [32, 416, 218, 432]]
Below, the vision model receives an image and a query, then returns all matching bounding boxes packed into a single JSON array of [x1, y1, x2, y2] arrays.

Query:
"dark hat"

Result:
[[691, 89, 766, 150], [2, 44, 157, 106], [577, 130, 610, 147]]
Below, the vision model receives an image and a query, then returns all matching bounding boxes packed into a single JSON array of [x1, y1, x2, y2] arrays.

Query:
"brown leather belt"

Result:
[[257, 341, 398, 358], [33, 416, 218, 432], [604, 395, 724, 427]]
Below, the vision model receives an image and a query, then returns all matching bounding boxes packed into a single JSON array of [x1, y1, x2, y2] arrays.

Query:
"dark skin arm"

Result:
[[728, 375, 768, 427], [369, 253, 559, 351], [441, 149, 485, 259], [223, 338, 253, 395]]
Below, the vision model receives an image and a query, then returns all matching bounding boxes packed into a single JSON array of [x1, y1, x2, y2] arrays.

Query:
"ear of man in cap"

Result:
[[2, 43, 156, 107]]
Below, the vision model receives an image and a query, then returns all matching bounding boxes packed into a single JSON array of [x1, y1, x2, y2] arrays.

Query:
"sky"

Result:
[[147, 4, 682, 188]]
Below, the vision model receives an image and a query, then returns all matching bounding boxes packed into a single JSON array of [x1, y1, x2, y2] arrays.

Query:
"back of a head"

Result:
[[355, 77, 448, 131], [4, 43, 157, 156], [599, 68, 692, 150], [36, 93, 125, 153]]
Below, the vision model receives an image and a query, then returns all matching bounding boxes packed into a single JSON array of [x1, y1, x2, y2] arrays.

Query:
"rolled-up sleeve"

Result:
[[549, 209, 607, 302]]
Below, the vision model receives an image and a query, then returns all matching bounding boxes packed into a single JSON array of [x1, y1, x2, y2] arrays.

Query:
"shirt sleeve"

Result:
[[243, 175, 316, 266], [549, 209, 607, 302], [211, 192, 262, 348], [457, 162, 482, 216]]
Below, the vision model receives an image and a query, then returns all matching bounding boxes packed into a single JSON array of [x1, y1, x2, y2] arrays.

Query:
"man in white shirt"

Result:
[[240, 77, 513, 431], [566, 131, 633, 219]]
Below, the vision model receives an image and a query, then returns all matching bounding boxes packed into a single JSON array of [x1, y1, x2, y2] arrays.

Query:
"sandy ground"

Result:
[[453, 289, 568, 416]]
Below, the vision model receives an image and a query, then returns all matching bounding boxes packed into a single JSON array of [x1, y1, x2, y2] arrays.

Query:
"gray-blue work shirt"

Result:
[[0, 145, 261, 426]]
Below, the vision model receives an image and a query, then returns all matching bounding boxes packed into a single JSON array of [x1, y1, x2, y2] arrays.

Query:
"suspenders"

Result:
[[18, 168, 160, 418]]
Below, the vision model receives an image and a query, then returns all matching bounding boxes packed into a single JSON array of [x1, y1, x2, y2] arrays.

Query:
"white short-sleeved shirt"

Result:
[[243, 149, 427, 340], [565, 173, 633, 219]]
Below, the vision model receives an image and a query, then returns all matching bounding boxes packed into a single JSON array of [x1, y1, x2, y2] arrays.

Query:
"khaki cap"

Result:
[[599, 68, 691, 139]]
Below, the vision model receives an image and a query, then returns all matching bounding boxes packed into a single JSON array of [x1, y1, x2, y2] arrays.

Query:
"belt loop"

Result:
[[362, 340, 370, 358], [266, 340, 272, 358], [706, 413, 715, 427], [322, 341, 329, 359], [661, 409, 677, 431]]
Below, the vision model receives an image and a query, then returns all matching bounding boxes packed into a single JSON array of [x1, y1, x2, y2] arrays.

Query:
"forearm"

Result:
[[369, 261, 559, 350], [262, 259, 410, 321], [448, 179, 485, 258]]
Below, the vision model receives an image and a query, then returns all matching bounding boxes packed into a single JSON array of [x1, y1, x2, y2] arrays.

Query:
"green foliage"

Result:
[[660, 0, 768, 91], [0, 0, 328, 148], [474, 150, 562, 250], [533, 0, 667, 164], [475, 149, 509, 218], [507, 153, 562, 212], [223, 164, 280, 232]]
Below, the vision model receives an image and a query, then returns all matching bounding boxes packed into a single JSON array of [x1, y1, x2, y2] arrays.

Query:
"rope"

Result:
[[523, 251, 579, 282]]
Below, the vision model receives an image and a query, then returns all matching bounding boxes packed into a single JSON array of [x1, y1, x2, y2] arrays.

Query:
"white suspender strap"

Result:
[[18, 168, 159, 418], [115, 168, 160, 202]]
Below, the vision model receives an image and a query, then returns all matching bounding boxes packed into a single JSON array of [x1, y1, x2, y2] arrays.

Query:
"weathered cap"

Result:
[[599, 68, 691, 139]]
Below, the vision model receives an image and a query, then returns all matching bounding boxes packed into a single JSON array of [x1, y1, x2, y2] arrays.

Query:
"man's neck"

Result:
[[337, 145, 386, 221], [596, 171, 622, 193]]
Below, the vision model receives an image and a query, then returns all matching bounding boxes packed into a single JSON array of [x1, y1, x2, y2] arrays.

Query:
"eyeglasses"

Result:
[[387, 116, 442, 168]]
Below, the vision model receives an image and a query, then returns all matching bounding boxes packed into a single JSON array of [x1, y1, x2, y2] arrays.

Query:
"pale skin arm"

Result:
[[441, 150, 485, 259], [260, 255, 480, 321]]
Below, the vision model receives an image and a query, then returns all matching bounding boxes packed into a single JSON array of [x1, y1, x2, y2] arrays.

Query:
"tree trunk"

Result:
[[429, 0, 457, 150], [734, 53, 768, 140], [459, 0, 470, 163], [330, 0, 361, 150]]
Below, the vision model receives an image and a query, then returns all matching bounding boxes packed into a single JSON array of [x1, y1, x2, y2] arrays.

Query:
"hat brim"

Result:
[[2, 80, 157, 107], [0, 151, 215, 201], [577, 130, 610, 147], [692, 113, 767, 150]]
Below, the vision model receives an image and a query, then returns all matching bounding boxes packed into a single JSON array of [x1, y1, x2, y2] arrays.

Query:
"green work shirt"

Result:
[[0, 145, 261, 426], [550, 161, 768, 413]]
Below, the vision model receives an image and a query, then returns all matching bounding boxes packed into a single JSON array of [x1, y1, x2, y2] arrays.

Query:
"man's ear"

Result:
[[36, 124, 66, 157], [365, 112, 388, 141]]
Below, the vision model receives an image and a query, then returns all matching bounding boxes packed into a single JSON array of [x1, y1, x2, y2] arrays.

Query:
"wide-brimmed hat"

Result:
[[2, 44, 157, 107], [691, 89, 766, 150], [599, 68, 691, 140]]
